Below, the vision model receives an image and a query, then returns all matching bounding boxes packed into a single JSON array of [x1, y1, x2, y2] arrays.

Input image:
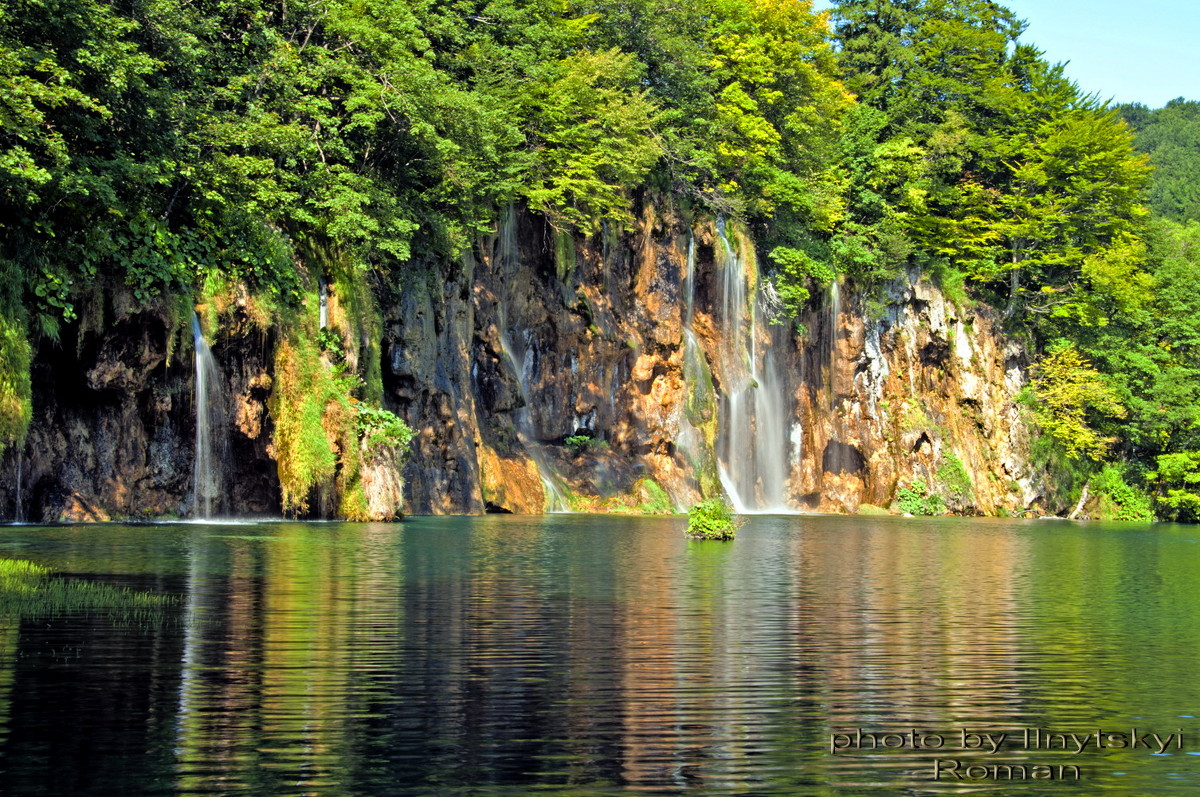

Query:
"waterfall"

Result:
[[497, 330, 570, 512], [675, 236, 712, 503], [318, 274, 329, 329], [191, 313, 225, 519], [826, 279, 841, 409], [713, 219, 795, 513], [821, 278, 851, 477], [494, 206, 571, 512], [13, 452, 21, 522]]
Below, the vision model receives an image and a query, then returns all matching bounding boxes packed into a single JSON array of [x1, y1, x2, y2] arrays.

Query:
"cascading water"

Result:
[[494, 205, 571, 512], [497, 330, 571, 513], [13, 453, 21, 522], [674, 236, 715, 504], [191, 313, 226, 519], [821, 278, 851, 477], [318, 274, 329, 329], [712, 219, 796, 513], [826, 278, 842, 408]]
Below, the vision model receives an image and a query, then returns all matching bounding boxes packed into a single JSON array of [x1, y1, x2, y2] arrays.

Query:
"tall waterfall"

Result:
[[675, 236, 715, 503], [712, 220, 795, 513], [13, 453, 21, 522], [494, 205, 570, 512], [192, 313, 225, 519], [826, 279, 841, 408]]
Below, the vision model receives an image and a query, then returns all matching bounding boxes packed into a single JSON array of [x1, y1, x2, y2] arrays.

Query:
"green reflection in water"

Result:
[[0, 516, 1194, 794]]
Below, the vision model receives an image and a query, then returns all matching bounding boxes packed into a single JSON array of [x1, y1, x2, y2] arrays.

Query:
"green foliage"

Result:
[[686, 497, 741, 540], [832, 0, 1150, 320], [0, 557, 177, 621], [1028, 343, 1126, 461], [896, 480, 945, 516], [1091, 464, 1154, 523], [0, 315, 31, 457], [269, 331, 344, 516], [517, 48, 663, 231], [633, 478, 674, 514], [768, 246, 835, 316], [1119, 99, 1200, 223], [564, 433, 609, 455], [936, 453, 974, 508], [357, 404, 415, 456], [564, 435, 592, 454], [1151, 451, 1200, 523], [317, 328, 344, 357]]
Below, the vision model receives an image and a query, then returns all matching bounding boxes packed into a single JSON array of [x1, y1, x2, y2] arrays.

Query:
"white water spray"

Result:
[[713, 219, 795, 513], [827, 279, 841, 409], [318, 274, 329, 329], [674, 236, 711, 505], [192, 313, 225, 519], [494, 206, 571, 512], [13, 452, 21, 522]]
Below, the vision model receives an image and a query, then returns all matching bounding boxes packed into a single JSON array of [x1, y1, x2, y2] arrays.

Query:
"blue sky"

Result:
[[811, 0, 1197, 108]]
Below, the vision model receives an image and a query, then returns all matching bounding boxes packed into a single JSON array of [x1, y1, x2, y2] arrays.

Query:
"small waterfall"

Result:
[[318, 274, 329, 329], [826, 279, 841, 408], [494, 208, 570, 512], [13, 452, 21, 522], [675, 236, 713, 503], [821, 278, 849, 477], [497, 330, 570, 512], [191, 313, 226, 519], [713, 219, 795, 513]]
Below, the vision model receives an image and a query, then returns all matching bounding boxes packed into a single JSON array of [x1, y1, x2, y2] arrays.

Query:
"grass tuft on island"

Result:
[[686, 498, 742, 540], [0, 557, 178, 624]]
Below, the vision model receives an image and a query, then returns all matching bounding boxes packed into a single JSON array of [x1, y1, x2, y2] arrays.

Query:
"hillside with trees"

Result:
[[1, 0, 1197, 519]]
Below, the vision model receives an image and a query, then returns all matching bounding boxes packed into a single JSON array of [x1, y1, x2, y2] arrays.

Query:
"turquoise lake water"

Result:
[[0, 513, 1197, 795]]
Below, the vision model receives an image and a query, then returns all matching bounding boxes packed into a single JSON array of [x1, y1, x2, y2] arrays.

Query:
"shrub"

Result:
[[936, 453, 974, 509], [896, 480, 945, 516], [357, 403, 415, 456], [564, 434, 608, 455], [564, 434, 592, 454], [1092, 464, 1154, 522], [686, 498, 741, 540]]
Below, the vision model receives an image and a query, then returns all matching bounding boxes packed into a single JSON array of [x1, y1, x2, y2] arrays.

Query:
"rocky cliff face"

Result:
[[0, 290, 281, 522], [792, 274, 1041, 514], [389, 205, 1045, 517], [0, 205, 1047, 521]]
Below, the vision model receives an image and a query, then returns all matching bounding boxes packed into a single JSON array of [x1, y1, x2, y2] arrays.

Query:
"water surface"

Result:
[[0, 514, 1196, 795]]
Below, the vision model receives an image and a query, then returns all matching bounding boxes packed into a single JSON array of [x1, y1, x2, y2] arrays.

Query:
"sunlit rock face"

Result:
[[391, 204, 1045, 517], [0, 204, 1045, 521], [791, 272, 1041, 515]]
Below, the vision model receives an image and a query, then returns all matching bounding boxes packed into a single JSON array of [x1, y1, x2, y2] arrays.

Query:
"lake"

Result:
[[0, 514, 1197, 794]]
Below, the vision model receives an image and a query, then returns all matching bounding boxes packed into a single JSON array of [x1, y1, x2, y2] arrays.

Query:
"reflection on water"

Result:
[[0, 516, 1197, 794]]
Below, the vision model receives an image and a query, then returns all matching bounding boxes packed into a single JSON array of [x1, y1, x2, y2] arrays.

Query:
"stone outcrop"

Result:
[[792, 273, 1040, 514], [387, 206, 1045, 516], [0, 204, 1050, 521]]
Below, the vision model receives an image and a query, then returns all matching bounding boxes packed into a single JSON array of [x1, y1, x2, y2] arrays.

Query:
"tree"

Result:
[[1118, 99, 1200, 223], [1028, 342, 1126, 462]]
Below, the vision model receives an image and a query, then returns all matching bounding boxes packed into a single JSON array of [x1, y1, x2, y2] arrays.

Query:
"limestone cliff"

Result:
[[390, 205, 1045, 517], [0, 205, 1049, 521]]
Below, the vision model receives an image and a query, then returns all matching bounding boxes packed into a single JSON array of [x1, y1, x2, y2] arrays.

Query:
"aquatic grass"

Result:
[[0, 557, 179, 624]]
